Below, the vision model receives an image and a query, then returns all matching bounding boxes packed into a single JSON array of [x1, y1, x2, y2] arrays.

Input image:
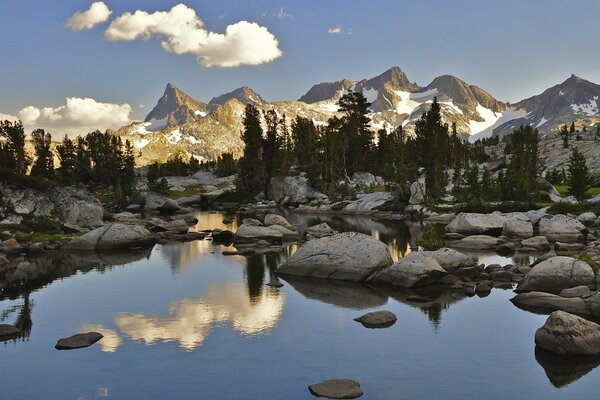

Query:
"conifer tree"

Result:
[[560, 124, 569, 148], [30, 129, 54, 178], [292, 116, 321, 187], [56, 135, 76, 183], [337, 91, 373, 176], [0, 120, 30, 175], [237, 104, 265, 196], [567, 147, 590, 201]]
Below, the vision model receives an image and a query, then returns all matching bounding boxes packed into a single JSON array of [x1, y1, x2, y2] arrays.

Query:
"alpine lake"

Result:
[[1, 211, 599, 400]]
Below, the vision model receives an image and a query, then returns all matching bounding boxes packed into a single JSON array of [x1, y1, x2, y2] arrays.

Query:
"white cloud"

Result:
[[0, 113, 18, 122], [104, 4, 282, 67], [17, 97, 132, 136], [274, 7, 292, 19], [66, 1, 112, 31], [328, 25, 352, 35]]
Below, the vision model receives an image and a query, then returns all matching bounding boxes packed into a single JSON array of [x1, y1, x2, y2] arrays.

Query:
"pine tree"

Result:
[[337, 91, 373, 176], [413, 97, 449, 200], [560, 124, 569, 148], [237, 104, 265, 196], [30, 129, 54, 178], [567, 147, 590, 201], [56, 135, 76, 183], [501, 125, 542, 203], [0, 120, 30, 175], [292, 116, 321, 187], [263, 109, 281, 197]]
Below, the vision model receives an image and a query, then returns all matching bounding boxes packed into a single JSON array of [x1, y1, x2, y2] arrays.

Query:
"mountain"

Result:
[[209, 86, 265, 106], [488, 74, 600, 138], [298, 79, 356, 103], [144, 83, 209, 130]]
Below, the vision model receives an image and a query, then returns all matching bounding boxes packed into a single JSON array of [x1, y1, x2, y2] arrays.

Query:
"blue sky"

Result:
[[1, 0, 599, 134]]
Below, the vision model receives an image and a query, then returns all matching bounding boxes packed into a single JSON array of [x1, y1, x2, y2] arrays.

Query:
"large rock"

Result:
[[549, 186, 578, 204], [343, 192, 394, 212], [502, 219, 534, 238], [539, 215, 586, 243], [49, 186, 103, 227], [143, 192, 180, 213], [451, 235, 500, 250], [515, 256, 596, 293], [445, 212, 509, 236], [55, 332, 103, 350], [521, 236, 551, 251], [353, 310, 397, 328], [577, 212, 598, 227], [372, 254, 447, 288], [268, 224, 300, 241], [263, 214, 295, 231], [0, 184, 55, 224], [535, 311, 600, 355], [268, 175, 328, 204], [148, 218, 189, 233], [63, 224, 156, 250], [408, 176, 426, 205], [308, 379, 363, 399], [410, 248, 475, 272], [234, 224, 283, 243], [305, 223, 337, 240], [276, 232, 393, 282], [511, 291, 600, 319]]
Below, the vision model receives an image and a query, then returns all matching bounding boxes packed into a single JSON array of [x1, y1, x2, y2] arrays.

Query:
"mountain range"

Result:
[[114, 67, 600, 165]]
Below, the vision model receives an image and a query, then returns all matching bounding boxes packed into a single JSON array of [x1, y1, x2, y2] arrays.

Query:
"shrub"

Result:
[[416, 224, 447, 250]]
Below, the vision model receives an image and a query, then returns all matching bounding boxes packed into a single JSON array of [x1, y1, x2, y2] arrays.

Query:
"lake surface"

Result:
[[1, 212, 598, 400]]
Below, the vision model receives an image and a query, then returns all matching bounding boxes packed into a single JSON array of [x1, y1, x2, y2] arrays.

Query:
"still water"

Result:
[[0, 212, 598, 400]]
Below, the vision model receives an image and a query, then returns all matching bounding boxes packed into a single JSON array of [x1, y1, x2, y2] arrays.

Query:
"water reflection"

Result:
[[110, 282, 284, 351], [535, 347, 600, 388], [160, 240, 214, 273]]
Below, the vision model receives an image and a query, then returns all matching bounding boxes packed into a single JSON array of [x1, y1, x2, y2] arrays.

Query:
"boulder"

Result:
[[554, 242, 585, 251], [535, 311, 600, 355], [502, 220, 534, 238], [353, 310, 397, 328], [451, 235, 500, 250], [549, 186, 578, 204], [539, 215, 586, 243], [308, 379, 363, 399], [343, 192, 394, 212], [234, 224, 283, 243], [496, 242, 516, 256], [515, 256, 595, 293], [55, 332, 103, 350], [577, 212, 597, 227], [511, 291, 600, 318], [305, 223, 337, 240], [268, 175, 328, 204], [408, 177, 426, 205], [242, 218, 263, 226], [372, 254, 447, 288], [410, 248, 475, 272], [0, 184, 55, 224], [176, 194, 203, 207], [211, 229, 234, 242], [148, 219, 189, 233], [521, 236, 551, 251], [268, 224, 300, 241], [263, 214, 295, 231], [49, 186, 104, 227], [143, 192, 180, 213], [445, 212, 508, 236], [276, 232, 393, 282], [63, 224, 156, 250], [560, 286, 592, 298], [351, 172, 382, 187]]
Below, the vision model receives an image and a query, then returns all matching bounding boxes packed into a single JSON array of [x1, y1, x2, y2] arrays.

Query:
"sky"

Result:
[[1, 0, 600, 135]]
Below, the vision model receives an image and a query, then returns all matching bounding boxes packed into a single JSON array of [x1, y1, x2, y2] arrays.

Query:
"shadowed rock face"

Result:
[[535, 347, 600, 388], [209, 86, 264, 106], [145, 83, 208, 128]]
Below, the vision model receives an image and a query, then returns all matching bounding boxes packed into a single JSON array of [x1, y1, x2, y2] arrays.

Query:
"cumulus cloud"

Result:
[[328, 25, 352, 35], [104, 3, 282, 67], [66, 1, 112, 31], [17, 97, 132, 136], [0, 113, 18, 122]]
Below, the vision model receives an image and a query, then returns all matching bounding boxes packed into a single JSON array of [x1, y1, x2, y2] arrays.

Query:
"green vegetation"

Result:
[[567, 147, 591, 201], [556, 250, 600, 274], [416, 224, 447, 250]]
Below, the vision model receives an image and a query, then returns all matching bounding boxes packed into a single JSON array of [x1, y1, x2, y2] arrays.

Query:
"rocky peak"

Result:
[[209, 86, 265, 106], [145, 83, 208, 128], [298, 79, 356, 104], [360, 66, 420, 93]]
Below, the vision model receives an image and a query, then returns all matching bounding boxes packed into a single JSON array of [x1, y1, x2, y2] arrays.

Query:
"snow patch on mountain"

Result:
[[363, 88, 379, 104], [469, 106, 530, 142], [167, 129, 182, 144], [571, 97, 599, 116]]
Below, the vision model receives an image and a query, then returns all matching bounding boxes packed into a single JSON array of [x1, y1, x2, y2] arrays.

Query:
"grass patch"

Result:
[[553, 184, 600, 198], [547, 202, 600, 215], [168, 185, 204, 200], [556, 250, 600, 274]]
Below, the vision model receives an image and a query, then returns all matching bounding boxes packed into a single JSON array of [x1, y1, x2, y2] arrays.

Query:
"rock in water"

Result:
[[535, 311, 600, 355], [308, 379, 363, 399], [371, 254, 446, 288], [55, 332, 103, 350], [445, 212, 508, 235], [353, 310, 397, 328], [276, 232, 393, 282], [0, 324, 21, 339], [515, 256, 595, 293], [63, 224, 156, 250], [263, 213, 295, 231]]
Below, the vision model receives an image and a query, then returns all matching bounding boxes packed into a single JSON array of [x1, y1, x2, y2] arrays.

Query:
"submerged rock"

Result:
[[55, 332, 103, 350], [308, 379, 363, 399], [353, 310, 397, 328], [535, 311, 600, 355], [276, 232, 393, 282]]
